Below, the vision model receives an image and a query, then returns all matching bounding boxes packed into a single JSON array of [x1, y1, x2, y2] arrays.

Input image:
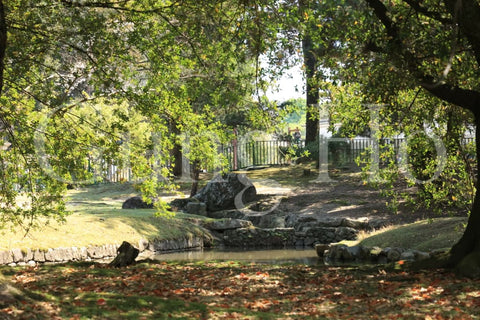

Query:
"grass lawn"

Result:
[[0, 183, 206, 251], [358, 217, 467, 252], [0, 165, 468, 255], [0, 166, 478, 319], [0, 163, 327, 252]]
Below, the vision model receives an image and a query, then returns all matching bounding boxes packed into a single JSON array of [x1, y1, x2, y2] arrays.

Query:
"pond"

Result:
[[151, 248, 321, 265]]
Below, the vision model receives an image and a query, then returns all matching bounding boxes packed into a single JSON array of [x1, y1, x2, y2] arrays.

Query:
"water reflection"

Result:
[[152, 248, 321, 265]]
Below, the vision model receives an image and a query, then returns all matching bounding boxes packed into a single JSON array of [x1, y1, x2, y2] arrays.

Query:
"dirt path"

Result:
[[253, 171, 465, 227]]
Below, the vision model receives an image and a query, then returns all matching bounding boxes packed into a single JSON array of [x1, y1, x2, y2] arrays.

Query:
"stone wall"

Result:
[[223, 228, 295, 248], [202, 213, 386, 249], [0, 236, 206, 266], [216, 225, 358, 248], [317, 243, 434, 264]]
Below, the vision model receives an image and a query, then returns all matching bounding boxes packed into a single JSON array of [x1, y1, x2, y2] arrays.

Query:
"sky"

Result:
[[265, 64, 305, 102], [264, 64, 333, 136]]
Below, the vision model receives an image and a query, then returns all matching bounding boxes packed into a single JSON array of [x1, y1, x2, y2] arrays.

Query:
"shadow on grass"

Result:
[[67, 183, 139, 202], [59, 293, 209, 320], [3, 260, 480, 319]]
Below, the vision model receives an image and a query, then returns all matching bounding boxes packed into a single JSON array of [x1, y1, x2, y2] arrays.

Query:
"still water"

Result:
[[152, 248, 321, 265]]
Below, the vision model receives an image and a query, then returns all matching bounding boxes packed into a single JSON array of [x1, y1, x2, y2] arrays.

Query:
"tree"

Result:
[[257, 1, 362, 153], [336, 0, 480, 272], [0, 0, 288, 229], [120, 2, 272, 197], [1, 0, 182, 228], [258, 0, 480, 272]]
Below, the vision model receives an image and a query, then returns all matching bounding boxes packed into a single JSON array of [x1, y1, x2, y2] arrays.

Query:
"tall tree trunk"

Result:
[[0, 0, 10, 160], [300, 0, 319, 145], [189, 160, 201, 197], [171, 121, 183, 178], [303, 36, 320, 145], [0, 0, 6, 95]]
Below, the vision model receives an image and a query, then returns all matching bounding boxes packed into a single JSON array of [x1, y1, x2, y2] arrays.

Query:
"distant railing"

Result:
[[328, 137, 406, 167], [87, 158, 132, 183], [221, 140, 304, 170], [85, 136, 476, 182], [222, 136, 477, 171], [221, 138, 385, 170]]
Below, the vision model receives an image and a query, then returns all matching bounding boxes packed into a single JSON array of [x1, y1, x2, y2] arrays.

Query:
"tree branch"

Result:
[[403, 0, 452, 24], [59, 0, 179, 13], [443, 0, 480, 65], [420, 79, 480, 117], [365, 0, 480, 116], [365, 0, 398, 41]]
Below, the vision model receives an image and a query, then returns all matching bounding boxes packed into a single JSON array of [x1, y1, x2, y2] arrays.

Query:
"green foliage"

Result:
[[324, 65, 476, 213], [0, 91, 68, 231], [327, 83, 371, 138], [279, 98, 307, 127], [2, 0, 479, 230], [332, 0, 479, 218], [303, 139, 319, 161], [0, 1, 364, 227], [2, 0, 296, 227]]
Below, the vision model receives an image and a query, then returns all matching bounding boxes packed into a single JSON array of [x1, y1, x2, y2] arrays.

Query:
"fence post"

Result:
[[233, 128, 238, 171], [310, 135, 337, 182]]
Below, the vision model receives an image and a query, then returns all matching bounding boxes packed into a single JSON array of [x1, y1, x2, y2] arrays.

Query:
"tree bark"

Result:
[[109, 241, 139, 268], [171, 122, 183, 178], [189, 160, 200, 197], [300, 0, 320, 145], [0, 1, 9, 134], [0, 0, 5, 95]]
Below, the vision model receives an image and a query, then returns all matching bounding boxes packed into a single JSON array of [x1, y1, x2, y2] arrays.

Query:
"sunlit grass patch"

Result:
[[359, 217, 466, 251], [0, 210, 206, 251]]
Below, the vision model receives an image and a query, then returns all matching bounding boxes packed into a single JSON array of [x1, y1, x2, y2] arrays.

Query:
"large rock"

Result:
[[109, 241, 139, 268], [186, 202, 207, 216], [193, 173, 256, 212], [0, 251, 13, 265], [323, 244, 432, 264], [286, 215, 388, 232], [122, 196, 154, 209], [257, 215, 286, 229], [246, 209, 287, 228], [384, 247, 404, 261], [298, 226, 358, 246], [11, 248, 24, 263], [169, 198, 193, 212], [324, 244, 375, 262]]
